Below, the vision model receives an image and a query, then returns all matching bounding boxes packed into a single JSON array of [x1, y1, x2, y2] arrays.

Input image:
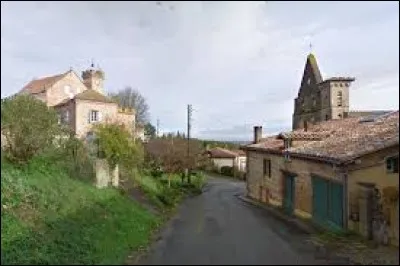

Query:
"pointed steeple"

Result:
[[305, 53, 323, 84]]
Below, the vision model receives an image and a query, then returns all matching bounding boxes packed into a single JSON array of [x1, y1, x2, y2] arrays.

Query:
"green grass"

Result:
[[1, 157, 161, 265], [128, 169, 206, 210]]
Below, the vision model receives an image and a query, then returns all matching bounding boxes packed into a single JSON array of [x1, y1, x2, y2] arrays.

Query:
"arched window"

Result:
[[337, 91, 343, 107]]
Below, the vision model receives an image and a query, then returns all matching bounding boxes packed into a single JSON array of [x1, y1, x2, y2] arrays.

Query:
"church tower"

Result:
[[81, 63, 105, 95], [292, 53, 355, 130]]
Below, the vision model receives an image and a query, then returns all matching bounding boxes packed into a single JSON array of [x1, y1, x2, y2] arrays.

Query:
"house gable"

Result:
[[46, 70, 88, 106]]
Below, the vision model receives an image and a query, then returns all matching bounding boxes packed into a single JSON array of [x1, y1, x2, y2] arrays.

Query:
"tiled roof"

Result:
[[289, 111, 399, 162], [207, 147, 241, 158], [54, 89, 116, 107], [244, 111, 399, 164], [74, 89, 116, 103], [232, 149, 246, 156], [245, 136, 284, 152], [19, 72, 68, 94]]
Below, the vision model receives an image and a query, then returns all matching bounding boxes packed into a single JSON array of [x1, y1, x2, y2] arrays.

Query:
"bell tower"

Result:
[[82, 62, 105, 94]]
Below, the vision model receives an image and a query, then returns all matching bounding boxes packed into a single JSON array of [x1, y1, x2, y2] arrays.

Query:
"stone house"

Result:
[[206, 147, 247, 173], [292, 53, 392, 130], [242, 111, 399, 246], [18, 64, 136, 139]]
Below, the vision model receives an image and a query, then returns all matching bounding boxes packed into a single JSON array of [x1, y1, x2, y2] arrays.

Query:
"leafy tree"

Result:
[[144, 122, 156, 139], [109, 87, 150, 124], [144, 137, 207, 185], [1, 95, 63, 163], [93, 122, 144, 170]]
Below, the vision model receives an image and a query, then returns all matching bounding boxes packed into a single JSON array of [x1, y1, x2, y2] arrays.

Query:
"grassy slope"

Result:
[[1, 158, 161, 265]]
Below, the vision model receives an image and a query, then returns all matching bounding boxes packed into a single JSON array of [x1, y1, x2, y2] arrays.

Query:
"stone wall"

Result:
[[94, 159, 119, 189], [46, 71, 87, 107], [347, 146, 399, 246], [115, 111, 135, 135], [75, 99, 118, 138], [53, 100, 76, 133], [246, 150, 340, 217]]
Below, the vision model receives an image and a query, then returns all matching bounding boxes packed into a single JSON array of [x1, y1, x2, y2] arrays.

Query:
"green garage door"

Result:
[[284, 174, 295, 215], [312, 176, 343, 230]]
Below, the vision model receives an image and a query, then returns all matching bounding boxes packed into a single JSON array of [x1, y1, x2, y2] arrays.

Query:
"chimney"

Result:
[[253, 126, 262, 144]]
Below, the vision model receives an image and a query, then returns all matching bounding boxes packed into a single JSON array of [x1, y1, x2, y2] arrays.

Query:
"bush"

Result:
[[220, 166, 234, 176], [1, 95, 62, 164], [93, 122, 144, 170]]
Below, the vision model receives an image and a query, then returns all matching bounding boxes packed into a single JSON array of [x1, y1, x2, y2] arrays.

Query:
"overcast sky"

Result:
[[1, 1, 399, 141]]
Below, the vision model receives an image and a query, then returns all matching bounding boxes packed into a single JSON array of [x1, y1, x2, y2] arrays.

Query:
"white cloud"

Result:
[[1, 1, 398, 140]]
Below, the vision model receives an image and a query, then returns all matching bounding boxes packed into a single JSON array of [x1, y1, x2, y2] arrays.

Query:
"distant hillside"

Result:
[[194, 138, 250, 150]]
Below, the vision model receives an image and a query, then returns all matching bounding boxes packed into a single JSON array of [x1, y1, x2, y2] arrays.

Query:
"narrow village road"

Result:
[[139, 175, 331, 265]]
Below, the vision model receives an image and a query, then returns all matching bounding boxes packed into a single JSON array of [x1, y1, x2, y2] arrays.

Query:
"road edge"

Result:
[[237, 194, 318, 235]]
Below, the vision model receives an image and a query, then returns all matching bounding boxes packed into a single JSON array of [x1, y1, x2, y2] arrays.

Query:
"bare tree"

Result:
[[109, 87, 150, 124]]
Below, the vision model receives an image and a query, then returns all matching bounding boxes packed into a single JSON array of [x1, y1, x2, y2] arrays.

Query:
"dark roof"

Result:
[[318, 77, 355, 84], [348, 110, 393, 118], [19, 72, 68, 94], [244, 111, 399, 164], [74, 89, 116, 103]]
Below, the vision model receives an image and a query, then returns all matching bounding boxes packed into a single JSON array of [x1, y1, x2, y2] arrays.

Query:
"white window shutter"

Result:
[[88, 111, 92, 123], [98, 111, 102, 121]]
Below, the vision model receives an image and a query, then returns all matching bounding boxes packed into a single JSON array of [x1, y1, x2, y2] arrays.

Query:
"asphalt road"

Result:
[[139, 176, 329, 265]]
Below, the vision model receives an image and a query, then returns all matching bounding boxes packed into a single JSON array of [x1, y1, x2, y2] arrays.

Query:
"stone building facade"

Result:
[[292, 53, 391, 130], [18, 64, 136, 139], [243, 111, 399, 246]]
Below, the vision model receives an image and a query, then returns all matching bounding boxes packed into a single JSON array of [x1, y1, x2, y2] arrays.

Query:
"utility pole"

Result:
[[156, 118, 160, 138], [187, 104, 192, 182]]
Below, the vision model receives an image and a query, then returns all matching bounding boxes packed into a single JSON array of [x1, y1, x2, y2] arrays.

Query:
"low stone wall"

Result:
[[94, 159, 119, 188]]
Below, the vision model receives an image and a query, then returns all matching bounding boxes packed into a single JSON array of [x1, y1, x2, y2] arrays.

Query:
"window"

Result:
[[338, 113, 342, 119], [325, 114, 329, 121], [64, 110, 70, 123], [89, 110, 100, 123], [337, 91, 343, 107], [307, 78, 311, 85], [386, 156, 399, 173], [263, 159, 271, 177]]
